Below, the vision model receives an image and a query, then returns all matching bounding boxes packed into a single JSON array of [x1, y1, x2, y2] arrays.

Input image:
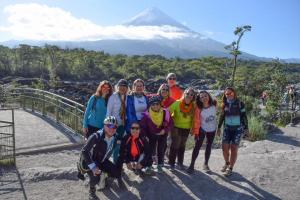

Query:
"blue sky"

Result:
[[0, 0, 299, 59]]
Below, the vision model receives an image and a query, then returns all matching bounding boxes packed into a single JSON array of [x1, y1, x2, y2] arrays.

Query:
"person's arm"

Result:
[[81, 133, 98, 170], [83, 95, 94, 128], [240, 102, 248, 130]]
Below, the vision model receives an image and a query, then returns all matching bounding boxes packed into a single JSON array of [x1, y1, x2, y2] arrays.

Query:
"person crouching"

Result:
[[77, 116, 123, 200]]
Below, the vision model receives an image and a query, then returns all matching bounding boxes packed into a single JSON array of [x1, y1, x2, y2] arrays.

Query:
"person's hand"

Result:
[[216, 129, 221, 137], [158, 129, 165, 135], [126, 163, 133, 170], [92, 167, 101, 176], [83, 127, 88, 136]]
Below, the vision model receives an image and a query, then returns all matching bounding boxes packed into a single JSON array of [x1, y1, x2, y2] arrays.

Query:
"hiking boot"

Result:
[[77, 171, 85, 181], [221, 164, 229, 172], [144, 167, 154, 175], [89, 187, 99, 200], [203, 164, 211, 173], [169, 165, 175, 172], [224, 168, 233, 177], [157, 165, 163, 173], [186, 167, 194, 174]]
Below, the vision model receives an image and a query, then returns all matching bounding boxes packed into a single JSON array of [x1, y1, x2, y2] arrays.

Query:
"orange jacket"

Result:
[[170, 85, 183, 100], [191, 106, 201, 136], [191, 103, 217, 136]]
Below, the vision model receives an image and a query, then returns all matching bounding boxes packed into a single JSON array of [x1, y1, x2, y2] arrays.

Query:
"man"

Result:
[[166, 73, 183, 100], [78, 116, 123, 200]]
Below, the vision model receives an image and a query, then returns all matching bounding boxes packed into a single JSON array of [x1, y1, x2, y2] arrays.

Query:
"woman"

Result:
[[168, 87, 196, 171], [158, 83, 175, 108], [125, 79, 149, 133], [157, 83, 175, 162], [119, 122, 151, 175], [187, 91, 217, 174], [106, 79, 129, 164], [217, 87, 248, 177], [83, 80, 113, 139], [140, 95, 173, 173]]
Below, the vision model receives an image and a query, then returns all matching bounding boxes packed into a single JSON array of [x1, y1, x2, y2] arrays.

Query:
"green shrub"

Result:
[[248, 115, 267, 141], [275, 112, 292, 127]]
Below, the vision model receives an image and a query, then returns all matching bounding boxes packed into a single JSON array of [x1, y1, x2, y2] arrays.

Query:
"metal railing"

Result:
[[0, 108, 15, 165], [2, 87, 85, 136]]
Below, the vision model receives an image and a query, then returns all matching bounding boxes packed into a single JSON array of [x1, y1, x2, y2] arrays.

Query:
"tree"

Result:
[[225, 25, 251, 86]]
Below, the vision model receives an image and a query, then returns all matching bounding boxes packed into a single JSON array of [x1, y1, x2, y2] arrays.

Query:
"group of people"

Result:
[[77, 73, 248, 199]]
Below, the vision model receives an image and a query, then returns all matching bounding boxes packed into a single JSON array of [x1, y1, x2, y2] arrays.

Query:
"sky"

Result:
[[0, 0, 299, 59]]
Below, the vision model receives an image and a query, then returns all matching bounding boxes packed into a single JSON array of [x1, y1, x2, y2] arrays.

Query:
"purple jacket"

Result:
[[140, 108, 174, 138]]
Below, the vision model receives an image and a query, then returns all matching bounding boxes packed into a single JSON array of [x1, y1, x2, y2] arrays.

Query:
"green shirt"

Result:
[[169, 100, 194, 129]]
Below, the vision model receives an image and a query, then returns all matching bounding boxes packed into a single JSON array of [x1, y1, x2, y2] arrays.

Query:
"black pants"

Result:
[[148, 134, 167, 165], [87, 159, 121, 188], [86, 125, 100, 139], [190, 128, 216, 168], [168, 127, 190, 166]]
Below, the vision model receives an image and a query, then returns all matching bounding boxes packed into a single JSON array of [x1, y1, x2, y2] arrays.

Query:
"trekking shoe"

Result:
[[169, 165, 175, 172], [89, 187, 99, 200], [177, 164, 185, 170], [77, 171, 85, 181], [144, 167, 154, 175], [186, 167, 194, 174], [221, 164, 229, 172], [224, 168, 233, 177], [157, 165, 163, 173], [203, 164, 211, 173]]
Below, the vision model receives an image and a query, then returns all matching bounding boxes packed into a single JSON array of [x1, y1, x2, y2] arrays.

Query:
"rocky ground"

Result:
[[1, 124, 299, 200]]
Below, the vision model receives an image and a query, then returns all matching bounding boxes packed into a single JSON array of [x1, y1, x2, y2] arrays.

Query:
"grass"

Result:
[[0, 158, 15, 166], [248, 116, 267, 141]]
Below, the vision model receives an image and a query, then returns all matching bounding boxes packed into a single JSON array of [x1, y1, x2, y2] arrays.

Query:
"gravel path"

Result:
[[1, 110, 299, 200]]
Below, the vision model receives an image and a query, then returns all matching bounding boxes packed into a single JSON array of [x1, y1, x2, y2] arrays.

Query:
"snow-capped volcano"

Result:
[[124, 7, 190, 31]]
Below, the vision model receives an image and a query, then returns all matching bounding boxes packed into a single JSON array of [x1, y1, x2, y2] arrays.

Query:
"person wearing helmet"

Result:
[[77, 116, 124, 199]]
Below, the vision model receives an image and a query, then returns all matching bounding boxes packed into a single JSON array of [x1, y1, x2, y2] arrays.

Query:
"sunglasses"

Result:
[[106, 124, 117, 129], [131, 127, 140, 130], [168, 78, 176, 80], [161, 88, 169, 91]]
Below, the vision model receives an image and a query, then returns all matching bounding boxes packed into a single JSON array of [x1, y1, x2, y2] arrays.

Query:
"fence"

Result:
[[2, 87, 85, 136], [0, 108, 15, 166]]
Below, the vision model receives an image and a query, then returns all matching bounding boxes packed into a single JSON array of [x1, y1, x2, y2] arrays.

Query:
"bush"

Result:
[[248, 116, 267, 141], [275, 112, 292, 127]]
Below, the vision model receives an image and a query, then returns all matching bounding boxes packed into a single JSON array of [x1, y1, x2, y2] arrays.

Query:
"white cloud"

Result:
[[0, 3, 191, 41], [202, 30, 215, 37]]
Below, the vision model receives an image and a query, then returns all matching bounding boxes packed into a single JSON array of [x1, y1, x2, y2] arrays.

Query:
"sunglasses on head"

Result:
[[106, 124, 117, 129], [168, 77, 176, 80], [131, 126, 140, 130]]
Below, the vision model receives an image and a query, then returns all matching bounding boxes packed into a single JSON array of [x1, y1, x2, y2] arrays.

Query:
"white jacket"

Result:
[[106, 92, 127, 126]]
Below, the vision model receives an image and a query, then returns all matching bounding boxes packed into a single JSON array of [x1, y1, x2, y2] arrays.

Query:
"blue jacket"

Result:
[[125, 94, 149, 133], [83, 95, 107, 129]]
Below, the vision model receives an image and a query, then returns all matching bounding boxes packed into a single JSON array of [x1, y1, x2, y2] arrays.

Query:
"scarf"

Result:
[[130, 135, 139, 159], [179, 99, 194, 118], [119, 93, 126, 125], [149, 108, 164, 128]]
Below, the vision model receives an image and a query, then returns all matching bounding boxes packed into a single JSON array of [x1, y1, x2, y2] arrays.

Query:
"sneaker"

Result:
[[157, 165, 163, 173], [224, 168, 233, 177], [77, 171, 85, 181], [221, 164, 229, 172], [203, 164, 211, 173], [89, 187, 99, 200], [186, 167, 194, 174]]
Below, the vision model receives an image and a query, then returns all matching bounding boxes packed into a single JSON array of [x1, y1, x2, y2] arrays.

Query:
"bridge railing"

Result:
[[0, 108, 15, 166], [2, 87, 85, 136]]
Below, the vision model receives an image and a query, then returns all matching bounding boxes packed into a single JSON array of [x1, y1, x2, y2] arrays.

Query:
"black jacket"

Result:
[[81, 129, 116, 168]]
